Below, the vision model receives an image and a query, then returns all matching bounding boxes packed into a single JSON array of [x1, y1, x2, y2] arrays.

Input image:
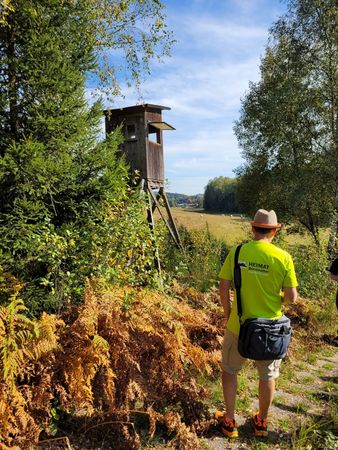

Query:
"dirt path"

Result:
[[200, 349, 338, 449]]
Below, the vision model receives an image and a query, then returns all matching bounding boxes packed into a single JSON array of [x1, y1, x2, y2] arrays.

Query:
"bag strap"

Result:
[[234, 244, 243, 321]]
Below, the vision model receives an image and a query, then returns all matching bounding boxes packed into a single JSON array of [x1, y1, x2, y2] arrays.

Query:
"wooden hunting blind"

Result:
[[104, 104, 175, 188], [104, 104, 181, 251]]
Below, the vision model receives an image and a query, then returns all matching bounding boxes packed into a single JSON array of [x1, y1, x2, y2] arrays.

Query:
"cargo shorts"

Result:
[[221, 329, 282, 381]]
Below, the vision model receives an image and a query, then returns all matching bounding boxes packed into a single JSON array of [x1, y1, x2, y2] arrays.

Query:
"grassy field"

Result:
[[170, 208, 250, 247], [169, 207, 325, 247]]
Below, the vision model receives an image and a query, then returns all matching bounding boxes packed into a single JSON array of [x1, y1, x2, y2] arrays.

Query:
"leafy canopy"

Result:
[[0, 0, 173, 313], [234, 0, 337, 243], [203, 177, 240, 213]]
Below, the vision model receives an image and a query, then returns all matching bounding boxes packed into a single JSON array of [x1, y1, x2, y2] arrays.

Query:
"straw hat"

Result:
[[251, 209, 281, 229]]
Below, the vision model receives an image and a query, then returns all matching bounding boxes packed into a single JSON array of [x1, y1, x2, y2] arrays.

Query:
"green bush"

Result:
[[160, 225, 229, 292], [0, 129, 162, 315], [288, 243, 333, 300]]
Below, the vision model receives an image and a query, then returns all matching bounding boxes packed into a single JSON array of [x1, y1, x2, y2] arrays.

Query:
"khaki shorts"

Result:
[[221, 329, 282, 381]]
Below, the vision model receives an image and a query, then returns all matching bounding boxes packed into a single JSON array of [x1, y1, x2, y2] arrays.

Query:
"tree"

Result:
[[0, 1, 172, 313], [203, 177, 240, 213], [234, 0, 337, 243]]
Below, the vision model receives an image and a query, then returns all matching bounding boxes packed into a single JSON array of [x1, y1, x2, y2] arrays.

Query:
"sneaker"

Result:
[[252, 413, 268, 437], [214, 411, 238, 438]]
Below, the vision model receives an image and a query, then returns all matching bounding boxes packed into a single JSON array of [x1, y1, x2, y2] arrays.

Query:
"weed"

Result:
[[276, 416, 292, 432], [322, 363, 334, 370], [273, 395, 289, 405], [295, 361, 308, 370], [277, 364, 296, 390], [323, 381, 338, 393], [198, 440, 213, 450], [299, 375, 316, 385], [197, 373, 223, 408], [291, 418, 338, 450], [295, 402, 310, 414], [322, 349, 336, 358], [306, 352, 318, 365]]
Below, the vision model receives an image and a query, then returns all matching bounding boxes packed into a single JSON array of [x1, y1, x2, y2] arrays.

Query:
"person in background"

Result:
[[328, 255, 338, 346], [216, 209, 298, 438], [328, 256, 338, 306]]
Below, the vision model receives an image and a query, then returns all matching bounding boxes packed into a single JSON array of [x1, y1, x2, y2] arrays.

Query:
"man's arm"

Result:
[[219, 278, 232, 321], [283, 287, 298, 304]]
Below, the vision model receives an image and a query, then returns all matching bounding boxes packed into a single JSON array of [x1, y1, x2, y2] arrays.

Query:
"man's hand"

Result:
[[283, 287, 298, 304], [220, 278, 232, 321]]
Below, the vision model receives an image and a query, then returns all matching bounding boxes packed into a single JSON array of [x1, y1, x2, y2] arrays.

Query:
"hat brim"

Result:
[[251, 221, 281, 229]]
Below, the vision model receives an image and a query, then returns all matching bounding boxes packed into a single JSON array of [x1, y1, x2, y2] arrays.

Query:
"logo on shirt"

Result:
[[248, 261, 270, 274], [238, 261, 247, 267]]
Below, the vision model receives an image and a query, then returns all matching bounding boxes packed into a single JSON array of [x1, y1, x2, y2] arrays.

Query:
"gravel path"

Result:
[[200, 350, 338, 449]]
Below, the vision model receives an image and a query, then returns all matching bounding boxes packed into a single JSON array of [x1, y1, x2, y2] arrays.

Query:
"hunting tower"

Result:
[[104, 104, 181, 249]]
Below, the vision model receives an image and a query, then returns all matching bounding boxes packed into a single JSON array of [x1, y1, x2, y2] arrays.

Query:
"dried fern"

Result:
[[0, 281, 223, 448], [0, 290, 62, 447]]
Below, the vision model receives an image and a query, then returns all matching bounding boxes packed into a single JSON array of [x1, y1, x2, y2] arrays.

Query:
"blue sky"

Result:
[[91, 0, 288, 195]]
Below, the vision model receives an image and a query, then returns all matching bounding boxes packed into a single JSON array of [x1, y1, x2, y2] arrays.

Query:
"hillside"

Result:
[[167, 193, 204, 208]]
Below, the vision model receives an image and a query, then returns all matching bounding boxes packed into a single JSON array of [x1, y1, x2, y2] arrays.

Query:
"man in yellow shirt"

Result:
[[216, 209, 298, 438]]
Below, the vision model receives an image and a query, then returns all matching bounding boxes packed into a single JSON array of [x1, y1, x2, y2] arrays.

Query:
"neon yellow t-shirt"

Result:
[[219, 240, 298, 335]]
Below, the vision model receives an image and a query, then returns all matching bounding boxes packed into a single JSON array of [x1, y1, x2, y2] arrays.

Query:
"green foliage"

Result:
[[287, 243, 333, 300], [203, 176, 240, 213], [160, 225, 229, 292], [83, 0, 174, 97], [0, 1, 173, 104], [0, 1, 171, 314], [291, 419, 338, 450], [234, 0, 338, 243]]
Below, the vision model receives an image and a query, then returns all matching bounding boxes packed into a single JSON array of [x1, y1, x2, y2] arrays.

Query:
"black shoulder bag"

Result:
[[234, 244, 292, 360]]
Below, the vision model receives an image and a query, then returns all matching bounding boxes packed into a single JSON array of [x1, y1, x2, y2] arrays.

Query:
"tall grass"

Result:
[[291, 419, 338, 450]]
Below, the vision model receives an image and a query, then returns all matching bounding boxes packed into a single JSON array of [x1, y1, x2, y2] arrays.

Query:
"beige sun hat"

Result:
[[250, 209, 281, 229]]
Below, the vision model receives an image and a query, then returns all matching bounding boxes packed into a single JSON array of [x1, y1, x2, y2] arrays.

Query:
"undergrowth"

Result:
[[0, 280, 221, 449], [1, 277, 336, 449]]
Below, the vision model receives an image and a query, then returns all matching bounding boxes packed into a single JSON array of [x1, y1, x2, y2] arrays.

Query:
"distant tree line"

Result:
[[203, 177, 240, 213], [167, 193, 203, 208]]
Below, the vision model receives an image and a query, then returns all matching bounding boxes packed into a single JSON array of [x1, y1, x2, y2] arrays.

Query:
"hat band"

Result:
[[251, 221, 281, 229]]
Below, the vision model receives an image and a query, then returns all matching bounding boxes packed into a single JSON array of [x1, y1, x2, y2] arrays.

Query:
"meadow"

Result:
[[169, 207, 327, 247], [170, 208, 250, 246]]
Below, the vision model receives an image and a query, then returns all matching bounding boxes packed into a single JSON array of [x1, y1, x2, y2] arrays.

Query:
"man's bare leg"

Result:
[[258, 379, 275, 419], [222, 370, 237, 418]]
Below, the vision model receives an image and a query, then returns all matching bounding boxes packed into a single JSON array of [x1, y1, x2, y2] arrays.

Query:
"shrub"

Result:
[[287, 243, 333, 300], [160, 225, 229, 292]]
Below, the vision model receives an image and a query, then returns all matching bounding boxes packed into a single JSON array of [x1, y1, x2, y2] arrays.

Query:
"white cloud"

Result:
[[178, 16, 267, 44]]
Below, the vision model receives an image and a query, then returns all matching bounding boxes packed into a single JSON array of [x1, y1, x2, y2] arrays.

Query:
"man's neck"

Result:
[[253, 235, 274, 243]]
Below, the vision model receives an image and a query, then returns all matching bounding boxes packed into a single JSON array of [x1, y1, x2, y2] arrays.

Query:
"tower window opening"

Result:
[[148, 124, 161, 144], [126, 123, 136, 140]]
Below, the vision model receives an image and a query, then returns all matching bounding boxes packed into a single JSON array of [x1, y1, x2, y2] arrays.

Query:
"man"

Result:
[[328, 256, 338, 308], [328, 255, 338, 346], [216, 209, 298, 438]]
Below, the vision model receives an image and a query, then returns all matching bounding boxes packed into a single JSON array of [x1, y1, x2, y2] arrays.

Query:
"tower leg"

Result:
[[145, 183, 162, 278], [159, 188, 182, 249], [147, 187, 181, 248]]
